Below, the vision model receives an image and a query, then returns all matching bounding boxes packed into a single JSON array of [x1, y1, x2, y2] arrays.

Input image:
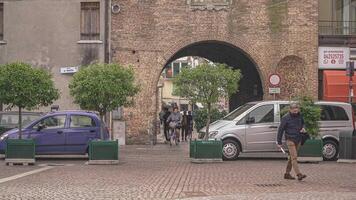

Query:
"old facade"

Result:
[[0, 0, 108, 111], [111, 0, 319, 143]]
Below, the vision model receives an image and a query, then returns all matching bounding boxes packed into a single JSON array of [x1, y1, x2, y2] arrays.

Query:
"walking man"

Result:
[[277, 103, 307, 181], [162, 107, 171, 142]]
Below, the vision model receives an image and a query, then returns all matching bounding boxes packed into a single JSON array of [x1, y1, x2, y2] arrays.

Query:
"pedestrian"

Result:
[[159, 109, 165, 126], [166, 107, 182, 143], [187, 111, 193, 140], [162, 107, 171, 142], [181, 111, 188, 141], [277, 103, 307, 181]]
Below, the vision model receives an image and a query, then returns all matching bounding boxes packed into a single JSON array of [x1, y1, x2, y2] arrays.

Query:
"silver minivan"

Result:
[[204, 101, 354, 161]]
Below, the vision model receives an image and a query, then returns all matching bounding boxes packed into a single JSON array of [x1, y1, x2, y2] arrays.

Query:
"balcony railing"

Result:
[[319, 21, 356, 35]]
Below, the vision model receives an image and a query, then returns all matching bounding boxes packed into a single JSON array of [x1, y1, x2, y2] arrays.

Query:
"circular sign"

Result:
[[269, 74, 281, 86]]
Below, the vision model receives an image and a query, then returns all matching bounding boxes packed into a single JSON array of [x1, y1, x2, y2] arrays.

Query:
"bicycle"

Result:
[[169, 127, 179, 146]]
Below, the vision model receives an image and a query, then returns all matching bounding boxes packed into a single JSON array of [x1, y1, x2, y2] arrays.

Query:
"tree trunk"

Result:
[[18, 107, 22, 140], [204, 103, 211, 141], [100, 113, 105, 140]]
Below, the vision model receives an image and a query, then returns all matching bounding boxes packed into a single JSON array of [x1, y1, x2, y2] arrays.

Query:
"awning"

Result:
[[323, 70, 356, 102]]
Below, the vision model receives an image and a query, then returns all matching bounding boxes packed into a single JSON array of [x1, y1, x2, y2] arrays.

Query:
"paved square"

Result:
[[0, 143, 355, 200]]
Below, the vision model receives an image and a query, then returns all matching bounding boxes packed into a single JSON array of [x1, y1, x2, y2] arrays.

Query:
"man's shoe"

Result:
[[284, 173, 295, 180], [297, 174, 307, 181]]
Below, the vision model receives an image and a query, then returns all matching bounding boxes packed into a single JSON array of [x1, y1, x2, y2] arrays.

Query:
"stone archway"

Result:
[[160, 40, 264, 111]]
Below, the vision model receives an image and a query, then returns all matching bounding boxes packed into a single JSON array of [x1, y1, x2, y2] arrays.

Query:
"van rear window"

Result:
[[320, 105, 349, 121]]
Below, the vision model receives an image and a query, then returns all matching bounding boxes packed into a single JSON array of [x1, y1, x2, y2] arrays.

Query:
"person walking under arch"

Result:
[[166, 107, 182, 144], [181, 111, 188, 142], [277, 103, 307, 181], [162, 107, 171, 143]]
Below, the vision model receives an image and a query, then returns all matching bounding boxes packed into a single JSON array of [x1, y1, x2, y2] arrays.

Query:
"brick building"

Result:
[[0, 0, 321, 144], [110, 0, 319, 143]]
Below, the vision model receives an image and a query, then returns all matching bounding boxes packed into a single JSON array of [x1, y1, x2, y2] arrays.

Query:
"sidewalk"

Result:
[[0, 143, 355, 200]]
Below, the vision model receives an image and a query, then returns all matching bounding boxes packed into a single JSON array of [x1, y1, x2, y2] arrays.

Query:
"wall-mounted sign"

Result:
[[60, 66, 79, 74], [187, 0, 232, 11], [319, 47, 350, 69]]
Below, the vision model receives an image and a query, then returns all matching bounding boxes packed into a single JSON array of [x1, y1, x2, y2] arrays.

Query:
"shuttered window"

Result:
[[0, 3, 3, 40], [80, 2, 100, 40]]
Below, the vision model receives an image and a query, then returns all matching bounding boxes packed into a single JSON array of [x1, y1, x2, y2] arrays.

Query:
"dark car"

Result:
[[0, 111, 109, 155], [0, 111, 42, 136]]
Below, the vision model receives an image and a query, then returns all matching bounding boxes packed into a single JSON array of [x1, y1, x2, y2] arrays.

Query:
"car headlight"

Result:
[[0, 134, 9, 141], [209, 131, 219, 138]]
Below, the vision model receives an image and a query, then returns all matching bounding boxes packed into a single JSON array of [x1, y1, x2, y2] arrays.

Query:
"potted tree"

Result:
[[0, 62, 59, 165], [174, 63, 242, 163], [69, 63, 139, 165], [297, 96, 323, 162]]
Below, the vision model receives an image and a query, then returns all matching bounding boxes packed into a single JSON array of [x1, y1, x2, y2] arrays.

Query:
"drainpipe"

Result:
[[104, 0, 113, 139], [104, 0, 111, 64]]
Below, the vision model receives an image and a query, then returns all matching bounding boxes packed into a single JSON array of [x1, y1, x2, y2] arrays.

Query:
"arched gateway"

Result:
[[110, 0, 318, 143]]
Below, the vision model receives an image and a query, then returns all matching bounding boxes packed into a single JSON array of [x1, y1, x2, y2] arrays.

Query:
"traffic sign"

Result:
[[269, 74, 281, 86], [269, 87, 280, 94]]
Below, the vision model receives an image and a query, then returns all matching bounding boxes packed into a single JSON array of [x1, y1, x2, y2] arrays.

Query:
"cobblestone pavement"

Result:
[[0, 142, 355, 200]]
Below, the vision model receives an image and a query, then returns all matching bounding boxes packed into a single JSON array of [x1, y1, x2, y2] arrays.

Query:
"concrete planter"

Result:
[[5, 139, 35, 165], [88, 140, 119, 165], [190, 140, 223, 163], [298, 139, 323, 162]]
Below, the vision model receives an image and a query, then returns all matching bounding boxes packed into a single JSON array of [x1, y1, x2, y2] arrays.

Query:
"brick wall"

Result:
[[111, 0, 319, 143]]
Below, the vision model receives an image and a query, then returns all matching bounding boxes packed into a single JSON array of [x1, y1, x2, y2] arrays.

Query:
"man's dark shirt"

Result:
[[277, 112, 305, 145]]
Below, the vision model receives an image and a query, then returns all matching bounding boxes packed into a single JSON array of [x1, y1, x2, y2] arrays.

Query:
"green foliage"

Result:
[[194, 108, 227, 132], [69, 63, 140, 116], [298, 96, 321, 138], [173, 63, 241, 108], [0, 62, 59, 110], [0, 62, 59, 138], [173, 63, 241, 139]]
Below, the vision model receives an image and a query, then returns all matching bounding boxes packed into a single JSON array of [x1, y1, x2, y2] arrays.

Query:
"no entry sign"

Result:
[[269, 74, 281, 87]]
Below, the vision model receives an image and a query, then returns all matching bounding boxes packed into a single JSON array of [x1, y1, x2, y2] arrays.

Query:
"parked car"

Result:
[[0, 111, 42, 136], [0, 111, 109, 155], [202, 101, 354, 161]]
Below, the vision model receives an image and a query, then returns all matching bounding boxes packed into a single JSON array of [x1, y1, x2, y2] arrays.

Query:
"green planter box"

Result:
[[5, 139, 35, 165], [338, 132, 356, 163], [190, 140, 223, 163], [298, 139, 323, 162], [89, 140, 119, 164]]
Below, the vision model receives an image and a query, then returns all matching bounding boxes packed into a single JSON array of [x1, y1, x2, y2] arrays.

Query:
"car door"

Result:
[[244, 104, 278, 152], [65, 114, 99, 154], [30, 115, 67, 154]]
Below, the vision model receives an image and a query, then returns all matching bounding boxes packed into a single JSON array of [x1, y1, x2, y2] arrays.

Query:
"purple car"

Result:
[[0, 111, 109, 154]]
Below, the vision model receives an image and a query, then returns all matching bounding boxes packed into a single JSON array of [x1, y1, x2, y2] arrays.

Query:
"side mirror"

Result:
[[246, 117, 255, 124]]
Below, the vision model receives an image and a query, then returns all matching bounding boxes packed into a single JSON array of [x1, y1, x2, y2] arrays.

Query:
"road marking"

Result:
[[0, 166, 53, 184]]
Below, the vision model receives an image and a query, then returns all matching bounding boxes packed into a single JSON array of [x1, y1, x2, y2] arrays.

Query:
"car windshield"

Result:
[[0, 113, 41, 127], [223, 103, 256, 121]]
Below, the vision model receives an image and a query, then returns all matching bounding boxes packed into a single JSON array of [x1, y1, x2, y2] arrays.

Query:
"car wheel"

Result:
[[322, 140, 338, 161], [222, 139, 241, 161]]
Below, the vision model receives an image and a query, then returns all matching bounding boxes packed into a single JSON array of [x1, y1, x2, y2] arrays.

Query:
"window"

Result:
[[173, 62, 180, 77], [279, 104, 290, 117], [70, 115, 96, 128], [80, 2, 100, 40], [223, 103, 255, 121], [320, 105, 349, 121], [0, 3, 3, 40], [247, 105, 274, 124], [33, 115, 66, 130]]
